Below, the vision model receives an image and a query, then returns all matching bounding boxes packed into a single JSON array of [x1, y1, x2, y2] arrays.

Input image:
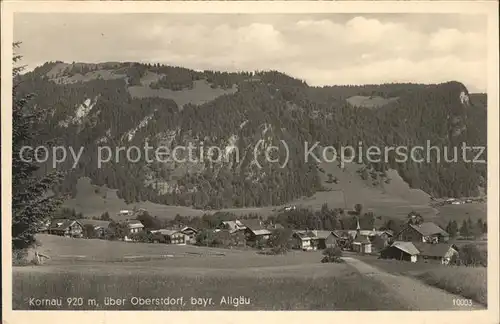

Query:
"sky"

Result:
[[14, 13, 488, 92]]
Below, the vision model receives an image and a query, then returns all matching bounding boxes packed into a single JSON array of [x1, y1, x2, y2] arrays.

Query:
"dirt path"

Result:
[[343, 257, 485, 310]]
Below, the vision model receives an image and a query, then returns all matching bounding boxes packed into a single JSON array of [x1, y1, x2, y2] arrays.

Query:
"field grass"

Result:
[[32, 234, 323, 267], [354, 254, 487, 306], [352, 255, 445, 275], [13, 263, 409, 310], [14, 235, 414, 310], [413, 267, 487, 305]]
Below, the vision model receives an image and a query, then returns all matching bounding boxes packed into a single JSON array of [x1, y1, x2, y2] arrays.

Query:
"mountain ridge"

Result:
[[16, 61, 487, 212]]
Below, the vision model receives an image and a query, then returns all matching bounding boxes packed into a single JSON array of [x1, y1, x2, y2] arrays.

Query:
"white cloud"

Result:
[[14, 13, 488, 92]]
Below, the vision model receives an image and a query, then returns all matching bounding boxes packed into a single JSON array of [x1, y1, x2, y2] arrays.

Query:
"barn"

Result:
[[381, 241, 420, 262]]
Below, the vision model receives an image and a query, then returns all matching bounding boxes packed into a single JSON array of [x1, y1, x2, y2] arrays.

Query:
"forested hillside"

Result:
[[15, 62, 487, 209]]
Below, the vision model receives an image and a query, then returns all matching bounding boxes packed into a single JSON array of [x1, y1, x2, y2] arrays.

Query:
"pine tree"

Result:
[[12, 42, 66, 252], [446, 220, 458, 237], [459, 219, 469, 238]]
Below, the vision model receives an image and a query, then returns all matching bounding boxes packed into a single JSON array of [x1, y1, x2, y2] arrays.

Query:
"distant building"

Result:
[[310, 230, 339, 249], [118, 210, 134, 217], [179, 226, 198, 244], [38, 218, 52, 234], [78, 219, 111, 238], [124, 220, 144, 234], [352, 234, 372, 254], [212, 229, 246, 247], [48, 219, 83, 238], [381, 241, 458, 265], [414, 242, 458, 265], [292, 231, 314, 251], [219, 220, 247, 233], [242, 219, 272, 242], [292, 230, 339, 250], [381, 241, 420, 262], [395, 222, 449, 243], [151, 229, 186, 245]]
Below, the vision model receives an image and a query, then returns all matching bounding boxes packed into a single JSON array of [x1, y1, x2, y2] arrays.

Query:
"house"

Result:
[[242, 219, 272, 242], [292, 231, 314, 251], [414, 242, 459, 265], [212, 229, 246, 247], [124, 220, 144, 234], [179, 226, 198, 244], [291, 230, 338, 250], [310, 230, 339, 249], [118, 210, 134, 218], [78, 219, 111, 238], [378, 230, 394, 240], [219, 220, 247, 233], [332, 230, 354, 249], [38, 218, 52, 234], [48, 219, 83, 238], [352, 234, 372, 254], [371, 234, 391, 252], [395, 222, 449, 243], [380, 241, 459, 265], [381, 241, 420, 262], [151, 229, 186, 245]]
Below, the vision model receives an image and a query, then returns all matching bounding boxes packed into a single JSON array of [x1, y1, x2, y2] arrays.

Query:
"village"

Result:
[[37, 206, 485, 266]]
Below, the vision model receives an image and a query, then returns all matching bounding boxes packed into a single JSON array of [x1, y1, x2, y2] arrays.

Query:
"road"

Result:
[[343, 257, 486, 310]]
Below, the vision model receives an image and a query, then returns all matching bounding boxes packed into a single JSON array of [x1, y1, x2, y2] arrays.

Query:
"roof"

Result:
[[293, 231, 313, 240], [409, 222, 448, 237], [251, 229, 272, 236], [154, 229, 183, 236], [124, 220, 144, 228], [310, 230, 335, 240], [241, 219, 265, 230], [78, 219, 111, 228], [353, 234, 371, 244], [390, 241, 420, 256], [359, 229, 377, 236], [221, 220, 246, 231], [180, 226, 198, 233], [381, 230, 394, 237], [49, 219, 81, 231], [414, 242, 457, 257]]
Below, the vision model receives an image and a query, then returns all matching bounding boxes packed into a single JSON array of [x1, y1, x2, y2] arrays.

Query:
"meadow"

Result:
[[413, 266, 487, 306], [13, 235, 488, 310], [14, 236, 409, 311], [13, 264, 409, 310], [355, 255, 487, 306]]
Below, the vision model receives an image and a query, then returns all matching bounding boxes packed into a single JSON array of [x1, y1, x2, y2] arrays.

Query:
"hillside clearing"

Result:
[[346, 95, 399, 109], [128, 80, 238, 109]]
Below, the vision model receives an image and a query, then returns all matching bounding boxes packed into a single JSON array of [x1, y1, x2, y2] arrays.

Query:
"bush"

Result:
[[270, 245, 288, 255], [454, 244, 487, 266], [12, 249, 30, 266], [323, 247, 342, 257], [321, 247, 344, 263]]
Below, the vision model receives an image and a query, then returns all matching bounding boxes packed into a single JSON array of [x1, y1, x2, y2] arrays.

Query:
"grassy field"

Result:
[[30, 234, 323, 266], [412, 266, 487, 306], [354, 255, 487, 306], [13, 263, 409, 310], [13, 236, 412, 310]]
